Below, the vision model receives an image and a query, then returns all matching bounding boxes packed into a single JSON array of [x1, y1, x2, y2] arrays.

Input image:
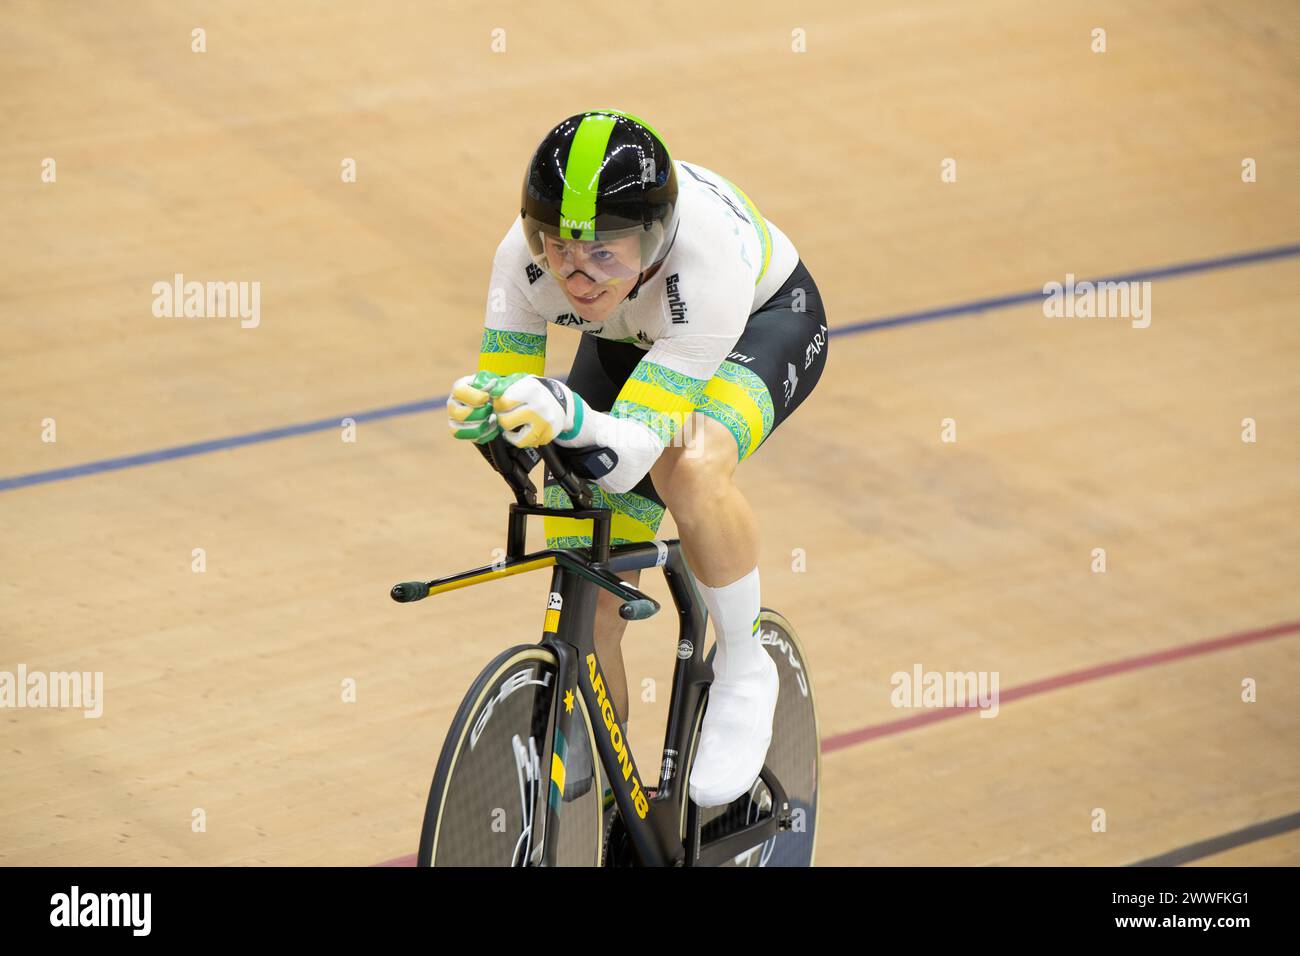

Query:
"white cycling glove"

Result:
[[467, 372, 666, 494], [491, 374, 577, 448]]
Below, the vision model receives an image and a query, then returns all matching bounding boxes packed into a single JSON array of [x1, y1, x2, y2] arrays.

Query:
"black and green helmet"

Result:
[[520, 109, 679, 276]]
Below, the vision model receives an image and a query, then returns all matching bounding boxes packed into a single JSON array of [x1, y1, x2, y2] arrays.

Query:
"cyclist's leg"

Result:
[[654, 256, 829, 604], [650, 417, 754, 589], [652, 259, 829, 806]]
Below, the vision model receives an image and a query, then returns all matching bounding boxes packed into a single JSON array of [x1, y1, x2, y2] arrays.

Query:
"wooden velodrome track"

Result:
[[2, 1, 1297, 866]]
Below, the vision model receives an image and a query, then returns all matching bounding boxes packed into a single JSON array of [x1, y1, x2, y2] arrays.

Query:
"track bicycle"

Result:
[[391, 434, 820, 866]]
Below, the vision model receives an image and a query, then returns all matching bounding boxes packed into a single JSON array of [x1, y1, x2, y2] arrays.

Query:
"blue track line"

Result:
[[832, 242, 1300, 336], [4, 241, 1298, 493]]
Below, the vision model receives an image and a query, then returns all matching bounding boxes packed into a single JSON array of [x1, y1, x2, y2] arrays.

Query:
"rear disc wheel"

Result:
[[693, 608, 820, 866]]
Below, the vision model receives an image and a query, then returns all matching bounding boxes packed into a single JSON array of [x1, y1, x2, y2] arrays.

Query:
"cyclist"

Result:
[[446, 110, 828, 808]]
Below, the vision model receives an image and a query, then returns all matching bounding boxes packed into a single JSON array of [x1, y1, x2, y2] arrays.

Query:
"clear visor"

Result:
[[524, 218, 668, 285]]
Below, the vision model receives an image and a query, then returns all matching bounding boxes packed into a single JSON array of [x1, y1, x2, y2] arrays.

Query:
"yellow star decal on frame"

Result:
[[563, 689, 574, 714]]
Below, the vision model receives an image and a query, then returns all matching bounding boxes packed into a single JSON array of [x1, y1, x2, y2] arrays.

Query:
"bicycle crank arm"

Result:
[[691, 763, 794, 867], [695, 813, 781, 867]]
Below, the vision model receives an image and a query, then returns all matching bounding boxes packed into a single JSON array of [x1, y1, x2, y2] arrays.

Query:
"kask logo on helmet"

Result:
[[560, 218, 594, 232]]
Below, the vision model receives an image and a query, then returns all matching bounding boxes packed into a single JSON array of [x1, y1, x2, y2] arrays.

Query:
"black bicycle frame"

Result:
[[395, 438, 790, 866], [541, 536, 701, 866]]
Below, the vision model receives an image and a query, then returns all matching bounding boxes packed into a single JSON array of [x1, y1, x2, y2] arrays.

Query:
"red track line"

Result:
[[373, 618, 1300, 865], [822, 619, 1300, 752]]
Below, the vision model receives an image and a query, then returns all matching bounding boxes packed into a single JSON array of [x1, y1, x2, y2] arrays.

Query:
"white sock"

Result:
[[697, 567, 764, 682]]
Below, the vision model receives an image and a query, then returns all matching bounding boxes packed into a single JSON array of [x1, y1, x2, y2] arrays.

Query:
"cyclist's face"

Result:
[[543, 235, 642, 321]]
